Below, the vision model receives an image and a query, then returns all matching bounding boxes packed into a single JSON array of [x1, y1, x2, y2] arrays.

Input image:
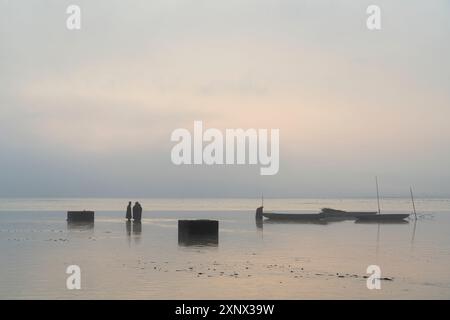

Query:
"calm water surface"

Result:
[[0, 198, 449, 299]]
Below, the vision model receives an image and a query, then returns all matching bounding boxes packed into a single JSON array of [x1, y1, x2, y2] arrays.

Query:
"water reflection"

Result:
[[67, 221, 94, 231], [255, 219, 263, 230], [126, 221, 142, 245], [352, 220, 409, 258], [411, 219, 418, 250], [177, 220, 219, 247], [126, 220, 131, 236], [133, 221, 142, 235], [178, 233, 218, 247]]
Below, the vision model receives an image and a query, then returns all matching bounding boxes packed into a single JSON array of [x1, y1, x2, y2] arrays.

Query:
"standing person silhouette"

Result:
[[126, 201, 132, 221], [133, 202, 142, 222], [134, 202, 142, 222]]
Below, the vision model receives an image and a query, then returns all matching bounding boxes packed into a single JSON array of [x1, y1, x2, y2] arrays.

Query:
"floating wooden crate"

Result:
[[67, 210, 95, 222], [178, 219, 219, 246]]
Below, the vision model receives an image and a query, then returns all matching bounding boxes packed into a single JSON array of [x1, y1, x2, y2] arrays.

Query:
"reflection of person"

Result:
[[125, 220, 132, 247], [126, 202, 132, 221], [132, 202, 138, 220], [133, 220, 142, 245], [133, 202, 142, 221], [137, 202, 142, 221], [133, 221, 142, 234], [126, 220, 131, 236]]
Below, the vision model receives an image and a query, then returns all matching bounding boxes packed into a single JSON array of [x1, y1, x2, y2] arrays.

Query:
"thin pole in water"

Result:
[[375, 176, 381, 214], [261, 193, 264, 207], [410, 187, 417, 220]]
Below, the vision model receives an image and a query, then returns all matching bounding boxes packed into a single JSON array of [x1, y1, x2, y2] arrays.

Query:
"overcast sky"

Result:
[[1, 0, 450, 198]]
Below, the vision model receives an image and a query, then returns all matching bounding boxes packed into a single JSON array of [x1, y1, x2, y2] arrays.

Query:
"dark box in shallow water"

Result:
[[178, 219, 219, 235], [67, 210, 95, 222], [178, 220, 219, 246]]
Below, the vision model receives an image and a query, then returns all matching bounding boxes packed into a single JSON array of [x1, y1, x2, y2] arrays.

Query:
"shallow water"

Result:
[[0, 198, 449, 299]]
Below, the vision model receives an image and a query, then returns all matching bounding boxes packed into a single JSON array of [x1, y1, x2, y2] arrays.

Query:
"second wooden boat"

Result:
[[261, 208, 378, 221], [355, 213, 410, 221], [354, 177, 411, 222]]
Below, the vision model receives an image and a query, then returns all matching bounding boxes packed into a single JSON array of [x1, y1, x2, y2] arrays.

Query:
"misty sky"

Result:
[[1, 0, 450, 198]]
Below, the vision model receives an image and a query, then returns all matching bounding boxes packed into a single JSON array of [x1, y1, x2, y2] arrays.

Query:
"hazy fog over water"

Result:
[[1, 0, 450, 197]]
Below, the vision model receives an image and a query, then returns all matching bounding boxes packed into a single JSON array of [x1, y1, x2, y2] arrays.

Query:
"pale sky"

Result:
[[1, 0, 450, 198]]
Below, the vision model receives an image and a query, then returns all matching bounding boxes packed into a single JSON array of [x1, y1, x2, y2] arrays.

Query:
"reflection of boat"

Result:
[[256, 218, 264, 229], [356, 213, 410, 222]]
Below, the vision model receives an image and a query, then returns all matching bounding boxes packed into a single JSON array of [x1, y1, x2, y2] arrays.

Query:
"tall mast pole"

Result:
[[375, 176, 381, 214], [410, 187, 417, 220]]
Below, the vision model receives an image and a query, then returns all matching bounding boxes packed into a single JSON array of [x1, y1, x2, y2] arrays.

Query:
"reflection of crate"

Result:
[[178, 220, 219, 246], [67, 210, 95, 222]]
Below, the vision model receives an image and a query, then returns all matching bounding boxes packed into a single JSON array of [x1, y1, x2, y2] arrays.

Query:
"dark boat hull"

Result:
[[262, 212, 323, 221], [322, 211, 378, 219], [356, 214, 410, 221], [262, 211, 378, 221]]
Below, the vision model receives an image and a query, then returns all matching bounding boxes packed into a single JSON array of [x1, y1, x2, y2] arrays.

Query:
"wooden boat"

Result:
[[67, 210, 94, 222], [261, 208, 377, 221], [355, 213, 410, 222], [354, 219, 409, 224], [258, 179, 416, 224], [320, 208, 377, 219], [354, 178, 410, 222], [262, 212, 324, 221]]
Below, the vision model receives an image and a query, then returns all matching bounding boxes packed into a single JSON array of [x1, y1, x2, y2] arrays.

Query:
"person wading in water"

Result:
[[126, 201, 132, 221], [132, 202, 142, 222]]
